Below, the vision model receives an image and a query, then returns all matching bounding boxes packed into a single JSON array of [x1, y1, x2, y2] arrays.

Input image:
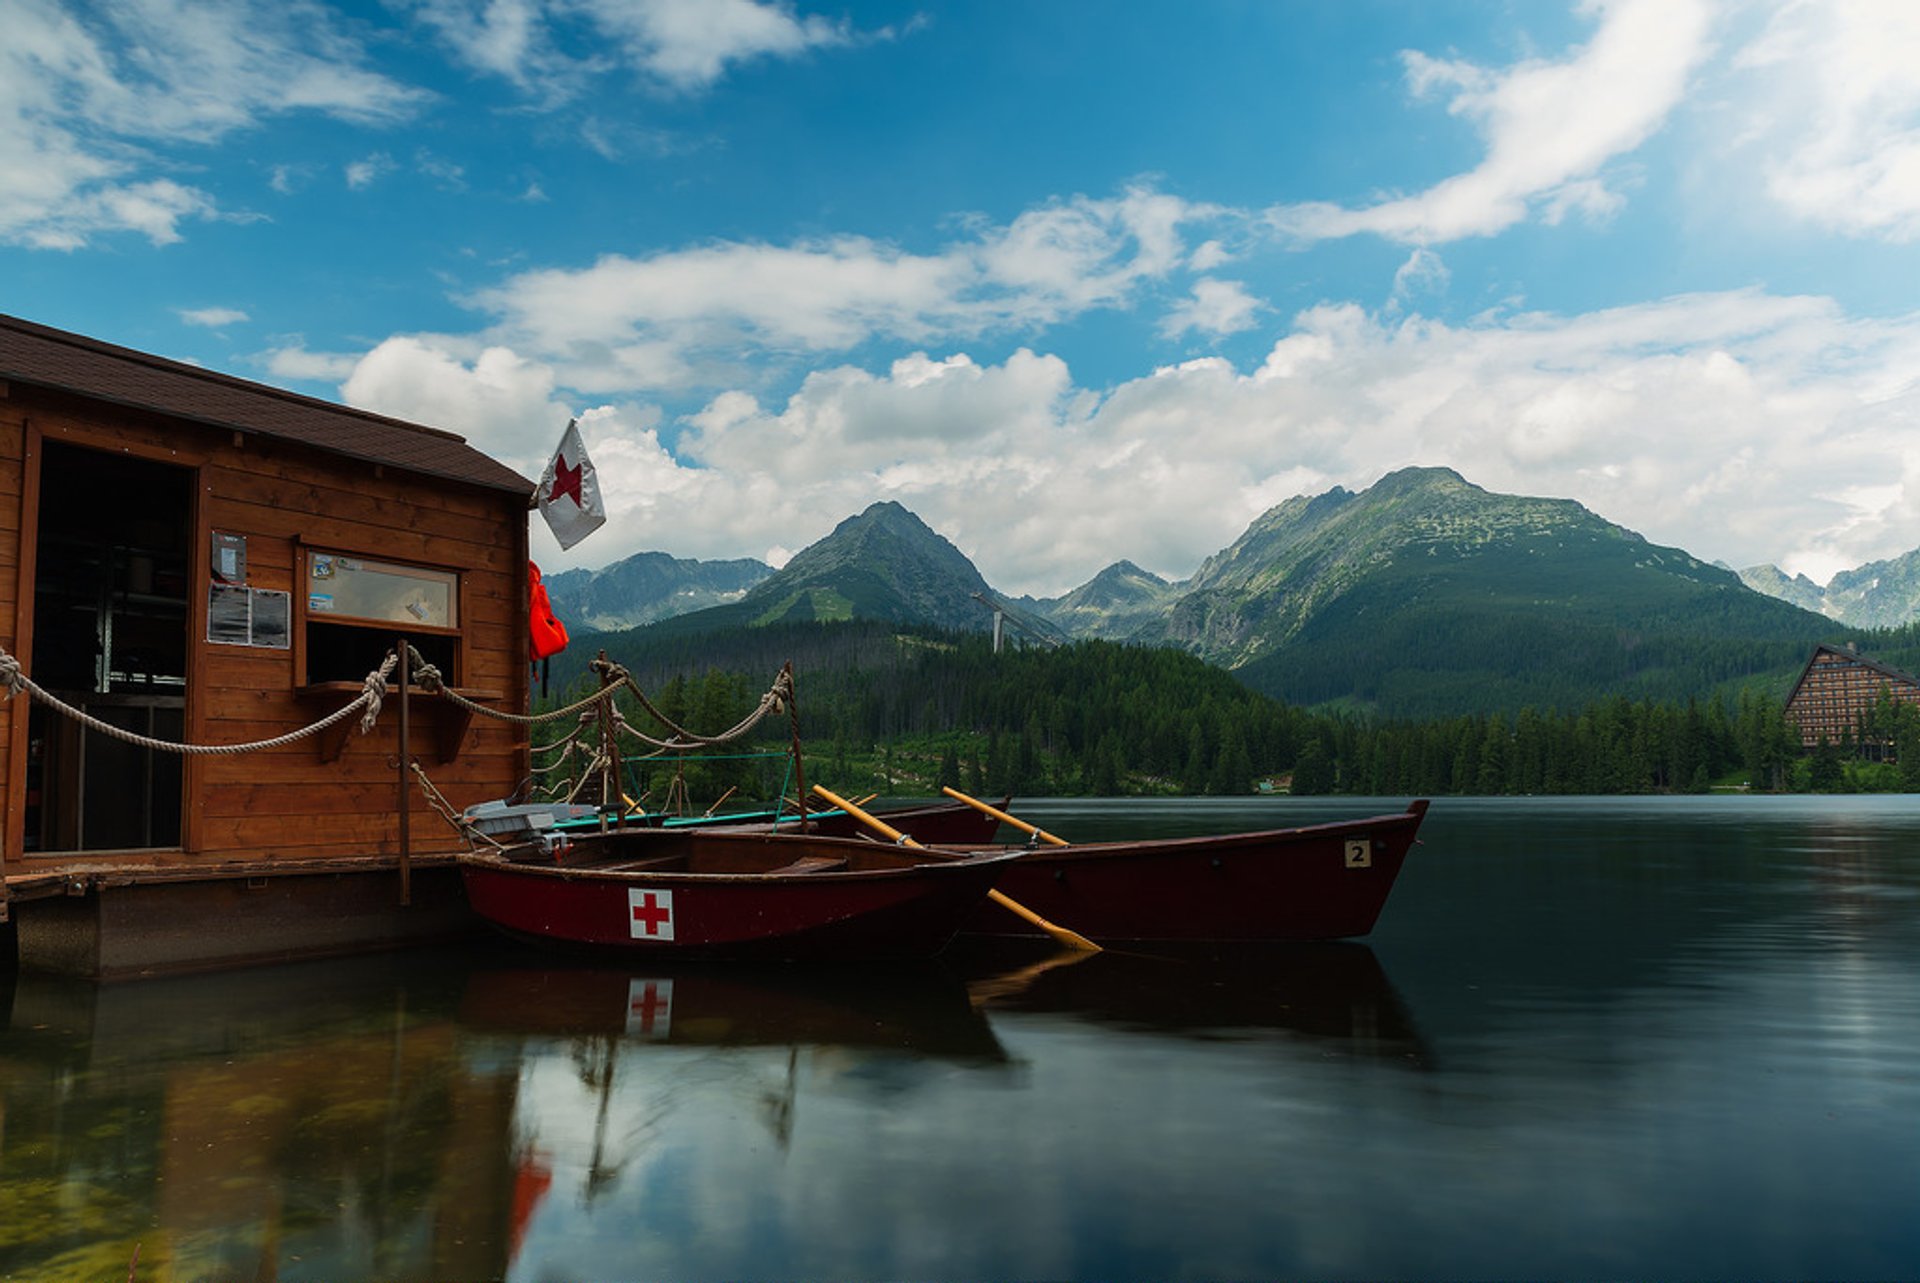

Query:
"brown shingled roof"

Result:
[[0, 312, 534, 495]]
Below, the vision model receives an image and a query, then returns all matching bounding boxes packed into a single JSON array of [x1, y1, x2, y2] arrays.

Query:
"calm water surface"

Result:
[[2, 796, 1917, 1281]]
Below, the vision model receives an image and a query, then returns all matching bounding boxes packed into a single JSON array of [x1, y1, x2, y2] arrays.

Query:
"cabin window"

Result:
[[299, 548, 462, 685], [27, 441, 192, 852]]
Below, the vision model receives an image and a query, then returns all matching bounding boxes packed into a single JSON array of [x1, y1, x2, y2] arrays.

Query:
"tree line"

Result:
[[541, 620, 1905, 800]]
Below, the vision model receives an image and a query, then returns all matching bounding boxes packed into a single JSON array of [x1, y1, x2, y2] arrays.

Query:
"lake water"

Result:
[[2, 796, 1917, 1281]]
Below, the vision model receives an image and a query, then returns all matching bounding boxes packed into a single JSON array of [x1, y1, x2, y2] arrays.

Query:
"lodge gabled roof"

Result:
[[0, 313, 533, 495], [1785, 642, 1920, 703]]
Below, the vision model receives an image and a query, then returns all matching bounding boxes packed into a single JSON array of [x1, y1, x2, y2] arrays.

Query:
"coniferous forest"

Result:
[[542, 619, 1920, 799]]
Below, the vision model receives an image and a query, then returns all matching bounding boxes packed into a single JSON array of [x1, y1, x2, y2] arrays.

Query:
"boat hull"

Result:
[[459, 831, 1021, 961], [960, 801, 1429, 943]]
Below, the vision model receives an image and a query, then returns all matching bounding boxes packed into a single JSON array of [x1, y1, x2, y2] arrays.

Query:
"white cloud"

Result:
[[1189, 239, 1232, 272], [414, 148, 467, 191], [468, 187, 1213, 392], [268, 162, 313, 194], [345, 152, 397, 189], [578, 0, 855, 92], [1269, 0, 1715, 244], [404, 0, 871, 97], [1388, 248, 1450, 311], [1732, 0, 1920, 241], [1159, 278, 1261, 339], [403, 0, 563, 90], [364, 288, 1920, 599], [0, 0, 426, 248], [339, 333, 573, 466], [261, 341, 361, 382], [178, 306, 248, 328]]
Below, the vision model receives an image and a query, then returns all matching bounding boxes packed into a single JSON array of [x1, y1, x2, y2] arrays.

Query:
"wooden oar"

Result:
[[811, 785, 1100, 952], [940, 786, 1070, 846]]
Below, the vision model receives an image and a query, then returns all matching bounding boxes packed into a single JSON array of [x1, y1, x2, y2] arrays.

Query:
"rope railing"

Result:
[[404, 645, 793, 750], [472, 651, 798, 814], [0, 636, 796, 827], [0, 647, 400, 756]]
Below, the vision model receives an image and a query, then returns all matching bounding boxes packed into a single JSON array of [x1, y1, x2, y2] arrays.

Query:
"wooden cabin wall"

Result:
[[2, 390, 529, 867], [0, 393, 24, 856]]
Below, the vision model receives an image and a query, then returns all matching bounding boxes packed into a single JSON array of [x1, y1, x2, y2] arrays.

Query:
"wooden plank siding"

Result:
[[1, 380, 531, 875], [0, 406, 24, 871]]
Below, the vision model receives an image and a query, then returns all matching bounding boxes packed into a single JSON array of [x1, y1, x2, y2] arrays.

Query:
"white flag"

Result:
[[535, 419, 606, 550]]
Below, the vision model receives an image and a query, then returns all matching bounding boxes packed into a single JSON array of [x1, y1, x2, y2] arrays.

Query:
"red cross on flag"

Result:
[[627, 886, 675, 942], [535, 419, 606, 551]]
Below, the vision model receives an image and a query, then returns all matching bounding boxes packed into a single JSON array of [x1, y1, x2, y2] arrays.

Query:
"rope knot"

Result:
[[0, 649, 24, 700], [358, 651, 400, 735], [406, 644, 446, 694]]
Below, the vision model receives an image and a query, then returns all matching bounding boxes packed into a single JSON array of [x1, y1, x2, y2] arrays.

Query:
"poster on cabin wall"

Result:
[[208, 584, 291, 648]]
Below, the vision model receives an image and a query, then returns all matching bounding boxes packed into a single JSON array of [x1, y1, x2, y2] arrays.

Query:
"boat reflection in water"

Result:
[[461, 959, 1010, 1062], [952, 938, 1429, 1065], [0, 936, 1425, 1281]]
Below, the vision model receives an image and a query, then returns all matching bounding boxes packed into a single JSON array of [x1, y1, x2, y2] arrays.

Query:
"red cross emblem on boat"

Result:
[[625, 978, 674, 1038], [628, 887, 675, 941]]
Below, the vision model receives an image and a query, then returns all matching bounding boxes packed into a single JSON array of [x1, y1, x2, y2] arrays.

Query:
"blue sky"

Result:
[[5, 0, 1920, 594]]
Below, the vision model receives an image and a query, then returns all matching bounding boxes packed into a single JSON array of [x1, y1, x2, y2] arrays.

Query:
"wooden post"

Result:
[[783, 662, 808, 829], [597, 651, 619, 826], [397, 639, 411, 906]]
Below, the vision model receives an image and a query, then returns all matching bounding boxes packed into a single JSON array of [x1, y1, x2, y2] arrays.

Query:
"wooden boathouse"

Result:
[[0, 313, 534, 976]]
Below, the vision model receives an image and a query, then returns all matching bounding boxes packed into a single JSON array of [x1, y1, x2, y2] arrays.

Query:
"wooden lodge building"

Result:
[[1783, 642, 1920, 751], [0, 313, 535, 976]]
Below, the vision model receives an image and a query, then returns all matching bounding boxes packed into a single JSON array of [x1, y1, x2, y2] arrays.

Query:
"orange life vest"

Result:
[[529, 561, 569, 660]]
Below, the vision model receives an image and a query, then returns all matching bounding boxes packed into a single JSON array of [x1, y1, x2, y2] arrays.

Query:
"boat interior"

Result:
[[513, 831, 947, 876]]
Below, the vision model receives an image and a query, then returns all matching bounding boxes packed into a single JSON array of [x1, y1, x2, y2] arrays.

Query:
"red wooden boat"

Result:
[[458, 829, 1024, 961], [943, 799, 1430, 944]]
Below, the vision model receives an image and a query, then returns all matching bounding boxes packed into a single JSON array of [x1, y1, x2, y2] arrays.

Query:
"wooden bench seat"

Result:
[[765, 855, 850, 875]]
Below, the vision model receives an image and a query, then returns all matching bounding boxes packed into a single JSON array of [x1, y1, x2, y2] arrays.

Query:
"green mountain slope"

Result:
[[639, 500, 998, 637], [1031, 560, 1181, 639], [1137, 467, 1834, 715]]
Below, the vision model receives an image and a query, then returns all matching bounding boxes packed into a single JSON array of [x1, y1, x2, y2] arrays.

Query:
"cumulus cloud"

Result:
[[467, 186, 1213, 392], [340, 333, 574, 466], [1732, 0, 1920, 241], [334, 278, 1920, 595], [1269, 0, 1714, 244], [0, 0, 426, 249], [335, 285, 1920, 597]]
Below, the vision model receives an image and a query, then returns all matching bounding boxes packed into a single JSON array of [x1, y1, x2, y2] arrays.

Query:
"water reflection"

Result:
[[952, 939, 1429, 1065], [0, 950, 516, 1282], [0, 798, 1916, 1280]]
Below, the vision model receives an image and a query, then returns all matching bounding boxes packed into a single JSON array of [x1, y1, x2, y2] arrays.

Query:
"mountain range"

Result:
[[553, 468, 1855, 717], [1736, 550, 1920, 630], [542, 550, 770, 630]]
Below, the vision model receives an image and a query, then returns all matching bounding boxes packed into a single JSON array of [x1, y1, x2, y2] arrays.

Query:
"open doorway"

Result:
[[25, 441, 193, 852]]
